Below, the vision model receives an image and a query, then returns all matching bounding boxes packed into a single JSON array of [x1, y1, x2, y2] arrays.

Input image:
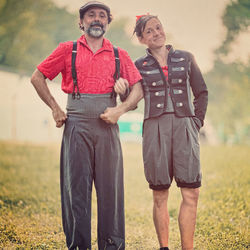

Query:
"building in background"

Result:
[[0, 70, 217, 144], [0, 71, 144, 143]]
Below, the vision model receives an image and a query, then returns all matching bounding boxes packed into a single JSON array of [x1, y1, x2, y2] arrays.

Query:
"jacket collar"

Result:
[[146, 44, 174, 57]]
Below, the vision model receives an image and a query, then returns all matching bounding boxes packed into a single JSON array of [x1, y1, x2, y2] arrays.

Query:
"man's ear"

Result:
[[79, 19, 84, 30]]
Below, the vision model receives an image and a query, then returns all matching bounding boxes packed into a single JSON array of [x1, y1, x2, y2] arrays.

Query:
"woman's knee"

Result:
[[153, 189, 169, 208], [181, 188, 199, 206]]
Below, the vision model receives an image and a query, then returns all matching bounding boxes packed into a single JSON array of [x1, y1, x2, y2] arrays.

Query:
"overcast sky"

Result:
[[53, 0, 249, 73]]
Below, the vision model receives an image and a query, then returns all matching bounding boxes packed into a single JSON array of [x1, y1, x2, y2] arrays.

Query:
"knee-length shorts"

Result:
[[142, 113, 202, 190]]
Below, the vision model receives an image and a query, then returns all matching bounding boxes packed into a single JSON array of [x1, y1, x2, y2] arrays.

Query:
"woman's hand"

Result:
[[114, 78, 129, 95]]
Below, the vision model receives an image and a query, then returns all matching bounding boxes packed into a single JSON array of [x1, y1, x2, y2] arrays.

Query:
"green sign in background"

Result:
[[118, 121, 142, 136]]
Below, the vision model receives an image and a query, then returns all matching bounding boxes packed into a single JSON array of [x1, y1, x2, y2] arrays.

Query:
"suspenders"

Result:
[[71, 41, 80, 99], [113, 46, 120, 80], [71, 42, 122, 100], [112, 46, 130, 101]]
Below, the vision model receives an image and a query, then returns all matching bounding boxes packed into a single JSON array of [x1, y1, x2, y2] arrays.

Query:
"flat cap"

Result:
[[79, 1, 111, 19]]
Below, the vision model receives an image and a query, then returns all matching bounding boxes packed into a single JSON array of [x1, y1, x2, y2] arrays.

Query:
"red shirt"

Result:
[[37, 35, 142, 94], [162, 66, 171, 97], [161, 65, 168, 80]]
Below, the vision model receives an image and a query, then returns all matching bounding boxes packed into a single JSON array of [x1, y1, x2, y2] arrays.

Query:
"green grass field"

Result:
[[0, 141, 249, 249]]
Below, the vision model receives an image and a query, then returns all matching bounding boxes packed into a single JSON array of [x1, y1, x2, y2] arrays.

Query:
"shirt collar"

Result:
[[78, 35, 113, 52]]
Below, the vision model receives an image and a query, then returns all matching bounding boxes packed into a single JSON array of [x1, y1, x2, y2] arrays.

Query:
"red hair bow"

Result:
[[136, 13, 149, 22]]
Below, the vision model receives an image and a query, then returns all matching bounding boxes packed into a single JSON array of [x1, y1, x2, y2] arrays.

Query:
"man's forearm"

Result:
[[31, 69, 60, 111], [99, 82, 143, 124], [31, 69, 67, 127]]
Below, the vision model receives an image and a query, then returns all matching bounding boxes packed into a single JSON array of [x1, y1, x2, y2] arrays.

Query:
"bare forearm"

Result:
[[31, 69, 59, 110], [30, 69, 67, 127], [100, 82, 143, 124], [117, 82, 143, 114]]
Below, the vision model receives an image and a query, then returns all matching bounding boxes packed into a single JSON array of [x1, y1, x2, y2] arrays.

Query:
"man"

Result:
[[30, 1, 143, 249], [132, 15, 208, 249]]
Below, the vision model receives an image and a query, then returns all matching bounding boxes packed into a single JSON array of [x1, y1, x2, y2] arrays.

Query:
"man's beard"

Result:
[[86, 21, 106, 38]]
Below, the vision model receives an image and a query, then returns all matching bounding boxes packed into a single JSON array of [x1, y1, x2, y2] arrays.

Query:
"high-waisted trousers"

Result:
[[60, 94, 125, 250]]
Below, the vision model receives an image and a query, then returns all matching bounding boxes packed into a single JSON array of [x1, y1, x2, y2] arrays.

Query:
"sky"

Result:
[[53, 0, 233, 73]]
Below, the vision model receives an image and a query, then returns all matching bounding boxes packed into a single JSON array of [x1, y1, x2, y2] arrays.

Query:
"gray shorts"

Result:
[[142, 113, 201, 190]]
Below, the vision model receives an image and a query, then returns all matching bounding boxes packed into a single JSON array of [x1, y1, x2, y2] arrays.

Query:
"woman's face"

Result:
[[139, 18, 166, 49]]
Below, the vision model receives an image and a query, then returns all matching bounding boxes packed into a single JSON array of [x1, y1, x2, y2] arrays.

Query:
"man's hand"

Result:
[[114, 78, 129, 95], [52, 108, 67, 128], [100, 106, 122, 124], [31, 69, 67, 128], [100, 81, 143, 124]]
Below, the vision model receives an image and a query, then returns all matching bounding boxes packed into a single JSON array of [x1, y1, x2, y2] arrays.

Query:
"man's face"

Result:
[[81, 7, 109, 38]]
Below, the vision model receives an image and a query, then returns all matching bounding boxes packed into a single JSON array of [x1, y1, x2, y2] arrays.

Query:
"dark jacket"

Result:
[[135, 45, 208, 127]]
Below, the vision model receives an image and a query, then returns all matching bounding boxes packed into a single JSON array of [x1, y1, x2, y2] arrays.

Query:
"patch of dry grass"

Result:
[[0, 141, 249, 249]]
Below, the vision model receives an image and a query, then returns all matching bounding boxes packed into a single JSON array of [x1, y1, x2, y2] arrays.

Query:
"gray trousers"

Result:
[[60, 94, 125, 250]]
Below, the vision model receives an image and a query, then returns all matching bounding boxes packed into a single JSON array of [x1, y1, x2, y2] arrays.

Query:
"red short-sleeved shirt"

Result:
[[37, 35, 142, 94]]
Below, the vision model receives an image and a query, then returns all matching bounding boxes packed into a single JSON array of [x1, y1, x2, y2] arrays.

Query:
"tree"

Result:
[[0, 0, 80, 74], [217, 0, 250, 55], [205, 0, 250, 143]]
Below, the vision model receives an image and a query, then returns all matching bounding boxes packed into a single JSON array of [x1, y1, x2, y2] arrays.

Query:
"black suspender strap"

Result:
[[113, 47, 130, 101], [113, 46, 120, 81], [111, 46, 120, 98], [71, 41, 80, 99]]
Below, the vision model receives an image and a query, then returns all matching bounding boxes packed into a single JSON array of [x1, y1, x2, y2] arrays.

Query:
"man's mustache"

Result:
[[90, 21, 104, 29]]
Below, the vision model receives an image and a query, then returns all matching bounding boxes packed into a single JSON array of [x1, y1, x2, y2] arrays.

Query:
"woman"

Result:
[[133, 15, 208, 250]]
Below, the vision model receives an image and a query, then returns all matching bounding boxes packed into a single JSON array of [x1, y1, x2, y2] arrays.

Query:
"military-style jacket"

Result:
[[135, 45, 208, 127]]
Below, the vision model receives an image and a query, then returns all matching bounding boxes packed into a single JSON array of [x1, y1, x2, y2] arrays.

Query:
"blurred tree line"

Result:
[[0, 0, 144, 75], [0, 0, 80, 74], [204, 0, 250, 143], [0, 0, 249, 143]]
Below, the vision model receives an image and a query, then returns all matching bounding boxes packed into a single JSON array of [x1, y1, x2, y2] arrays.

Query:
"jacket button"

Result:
[[155, 92, 159, 96], [178, 79, 182, 83], [107, 238, 113, 244], [156, 104, 162, 108], [152, 82, 156, 86], [177, 102, 183, 107]]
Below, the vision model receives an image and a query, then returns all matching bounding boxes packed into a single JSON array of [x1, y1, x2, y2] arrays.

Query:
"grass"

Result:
[[0, 141, 249, 249]]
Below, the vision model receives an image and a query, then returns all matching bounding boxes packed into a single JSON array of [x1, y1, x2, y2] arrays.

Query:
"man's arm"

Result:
[[100, 81, 143, 124], [30, 69, 67, 128]]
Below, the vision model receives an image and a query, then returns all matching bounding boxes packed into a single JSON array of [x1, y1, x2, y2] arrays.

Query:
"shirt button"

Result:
[[157, 104, 162, 108], [152, 82, 156, 86], [177, 102, 183, 107], [155, 92, 159, 96]]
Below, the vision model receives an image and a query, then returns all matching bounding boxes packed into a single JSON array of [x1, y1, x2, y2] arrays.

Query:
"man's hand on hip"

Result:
[[52, 108, 67, 128]]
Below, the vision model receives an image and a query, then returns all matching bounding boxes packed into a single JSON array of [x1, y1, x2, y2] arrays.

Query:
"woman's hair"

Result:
[[133, 15, 158, 37]]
